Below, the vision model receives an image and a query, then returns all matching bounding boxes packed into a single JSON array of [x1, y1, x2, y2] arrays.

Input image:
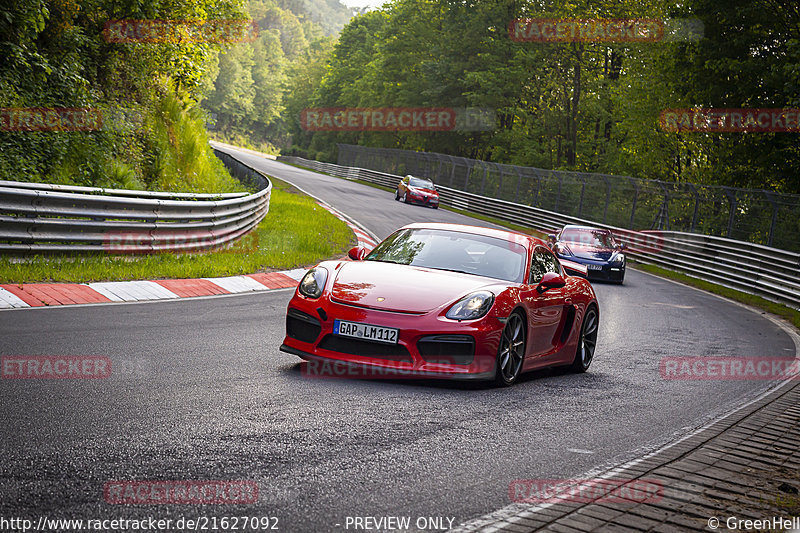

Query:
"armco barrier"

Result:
[[336, 144, 800, 253], [0, 150, 271, 253], [277, 155, 800, 309]]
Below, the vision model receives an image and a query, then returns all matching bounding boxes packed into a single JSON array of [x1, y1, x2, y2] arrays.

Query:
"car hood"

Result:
[[563, 244, 613, 261], [330, 261, 496, 313], [408, 186, 438, 196]]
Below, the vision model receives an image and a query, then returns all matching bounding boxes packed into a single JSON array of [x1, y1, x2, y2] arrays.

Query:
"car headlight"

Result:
[[446, 291, 495, 320], [298, 267, 328, 298], [612, 253, 625, 264]]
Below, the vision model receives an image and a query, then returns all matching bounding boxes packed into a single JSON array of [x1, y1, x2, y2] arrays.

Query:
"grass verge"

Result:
[[634, 263, 800, 329], [0, 177, 354, 283]]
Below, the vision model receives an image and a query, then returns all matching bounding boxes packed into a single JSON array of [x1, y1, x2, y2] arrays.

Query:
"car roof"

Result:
[[561, 224, 611, 233], [400, 222, 544, 249]]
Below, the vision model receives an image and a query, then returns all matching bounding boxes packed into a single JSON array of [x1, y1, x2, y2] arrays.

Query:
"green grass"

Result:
[[0, 177, 354, 283], [634, 263, 800, 330]]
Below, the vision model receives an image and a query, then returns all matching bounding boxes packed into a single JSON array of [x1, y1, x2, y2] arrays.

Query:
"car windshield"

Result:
[[366, 228, 526, 283], [409, 177, 434, 188], [560, 229, 614, 248]]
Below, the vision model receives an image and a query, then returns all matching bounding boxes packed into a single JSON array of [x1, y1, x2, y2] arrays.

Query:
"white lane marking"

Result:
[[450, 272, 800, 532], [0, 287, 30, 308], [649, 302, 696, 309], [88, 281, 179, 301], [283, 268, 308, 282], [256, 159, 380, 243], [203, 275, 268, 293], [566, 448, 594, 455]]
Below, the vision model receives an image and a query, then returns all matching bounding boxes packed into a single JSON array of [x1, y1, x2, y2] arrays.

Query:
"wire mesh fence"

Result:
[[337, 144, 800, 252]]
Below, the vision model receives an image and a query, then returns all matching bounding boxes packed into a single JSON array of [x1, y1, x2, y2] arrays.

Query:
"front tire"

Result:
[[402, 192, 409, 204], [494, 312, 526, 387], [569, 305, 598, 373], [395, 189, 400, 201]]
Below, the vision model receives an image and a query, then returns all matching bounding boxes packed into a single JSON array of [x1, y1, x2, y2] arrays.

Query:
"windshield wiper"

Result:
[[424, 266, 474, 276], [367, 258, 405, 264]]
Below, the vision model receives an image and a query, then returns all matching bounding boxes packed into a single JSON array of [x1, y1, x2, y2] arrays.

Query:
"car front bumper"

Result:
[[281, 294, 501, 380]]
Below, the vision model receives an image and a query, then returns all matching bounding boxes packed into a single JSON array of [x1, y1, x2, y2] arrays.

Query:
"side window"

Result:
[[529, 247, 561, 284], [541, 248, 561, 275], [529, 249, 547, 284]]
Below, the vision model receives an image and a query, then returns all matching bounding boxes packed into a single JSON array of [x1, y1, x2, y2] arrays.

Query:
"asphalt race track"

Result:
[[0, 146, 795, 532]]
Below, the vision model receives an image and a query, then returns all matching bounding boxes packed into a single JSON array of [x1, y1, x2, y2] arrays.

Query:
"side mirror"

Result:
[[536, 272, 566, 293], [347, 246, 367, 260]]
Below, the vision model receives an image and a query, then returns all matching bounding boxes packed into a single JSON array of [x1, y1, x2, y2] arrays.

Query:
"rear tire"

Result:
[[569, 305, 598, 373], [494, 312, 526, 387]]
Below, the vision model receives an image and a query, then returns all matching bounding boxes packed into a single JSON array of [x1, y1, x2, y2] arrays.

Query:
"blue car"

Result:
[[548, 225, 626, 284]]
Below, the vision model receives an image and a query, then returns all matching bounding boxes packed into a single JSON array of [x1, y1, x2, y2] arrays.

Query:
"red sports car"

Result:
[[280, 223, 599, 386], [395, 175, 439, 208]]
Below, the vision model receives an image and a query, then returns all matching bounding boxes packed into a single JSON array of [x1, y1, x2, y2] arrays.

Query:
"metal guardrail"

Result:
[[336, 144, 800, 253], [278, 154, 800, 309], [0, 150, 271, 254]]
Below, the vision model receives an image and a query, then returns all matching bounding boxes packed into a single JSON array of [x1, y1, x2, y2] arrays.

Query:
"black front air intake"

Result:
[[417, 335, 475, 365], [318, 335, 413, 362], [286, 308, 322, 343]]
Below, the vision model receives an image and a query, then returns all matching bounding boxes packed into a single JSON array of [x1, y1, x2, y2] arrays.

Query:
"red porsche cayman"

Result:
[[280, 223, 599, 386]]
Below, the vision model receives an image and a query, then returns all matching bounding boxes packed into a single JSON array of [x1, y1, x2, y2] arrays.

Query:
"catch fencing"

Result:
[[336, 144, 800, 253], [277, 154, 800, 309], [0, 149, 271, 253]]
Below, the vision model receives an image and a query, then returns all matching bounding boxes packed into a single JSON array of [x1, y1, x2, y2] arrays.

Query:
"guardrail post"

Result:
[[448, 156, 458, 187], [723, 187, 737, 238], [554, 173, 562, 212], [764, 191, 778, 247], [687, 183, 700, 232], [627, 178, 638, 229], [655, 181, 670, 230], [495, 164, 504, 199]]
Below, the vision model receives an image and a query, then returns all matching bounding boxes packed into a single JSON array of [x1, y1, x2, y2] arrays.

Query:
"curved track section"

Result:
[[0, 146, 795, 532]]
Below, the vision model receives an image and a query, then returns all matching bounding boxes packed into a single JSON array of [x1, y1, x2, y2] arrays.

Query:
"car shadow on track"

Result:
[[283, 362, 609, 392]]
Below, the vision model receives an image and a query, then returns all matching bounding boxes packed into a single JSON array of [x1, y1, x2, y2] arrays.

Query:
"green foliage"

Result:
[[0, 0, 248, 193], [203, 0, 340, 150], [278, 0, 799, 195]]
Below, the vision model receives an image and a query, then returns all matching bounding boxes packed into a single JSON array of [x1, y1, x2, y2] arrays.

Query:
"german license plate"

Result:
[[334, 320, 399, 344], [587, 264, 603, 270]]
